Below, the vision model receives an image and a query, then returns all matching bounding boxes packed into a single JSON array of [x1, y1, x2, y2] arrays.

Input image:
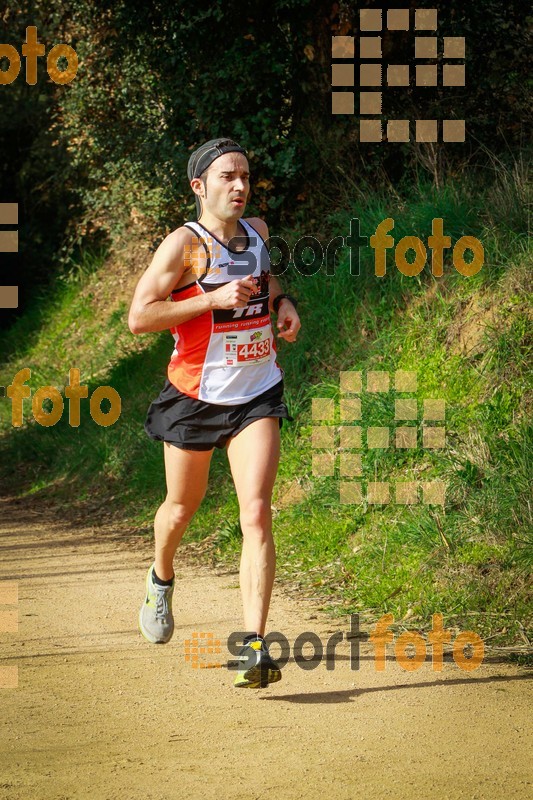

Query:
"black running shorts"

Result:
[[144, 378, 293, 451]]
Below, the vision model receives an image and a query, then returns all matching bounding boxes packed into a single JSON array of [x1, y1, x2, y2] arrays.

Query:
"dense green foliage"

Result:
[[0, 0, 530, 320]]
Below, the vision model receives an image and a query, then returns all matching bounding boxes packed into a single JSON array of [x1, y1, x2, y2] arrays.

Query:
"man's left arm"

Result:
[[247, 217, 301, 343]]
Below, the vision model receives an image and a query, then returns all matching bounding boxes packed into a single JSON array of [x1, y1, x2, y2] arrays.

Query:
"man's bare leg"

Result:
[[226, 417, 280, 636], [154, 442, 214, 580]]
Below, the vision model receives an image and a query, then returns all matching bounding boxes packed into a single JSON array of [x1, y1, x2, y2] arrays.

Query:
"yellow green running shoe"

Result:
[[233, 638, 282, 689], [139, 563, 175, 644]]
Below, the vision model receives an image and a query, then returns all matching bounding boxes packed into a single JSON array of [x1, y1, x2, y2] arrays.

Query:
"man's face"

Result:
[[193, 152, 250, 221]]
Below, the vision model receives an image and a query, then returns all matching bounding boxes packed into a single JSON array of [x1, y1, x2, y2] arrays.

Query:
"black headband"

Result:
[[187, 138, 248, 216]]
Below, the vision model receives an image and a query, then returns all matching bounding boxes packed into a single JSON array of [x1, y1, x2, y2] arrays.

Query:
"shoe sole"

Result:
[[234, 664, 282, 689]]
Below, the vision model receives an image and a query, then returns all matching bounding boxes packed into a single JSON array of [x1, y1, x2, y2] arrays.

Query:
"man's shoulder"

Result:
[[160, 224, 198, 250], [244, 217, 269, 241], [149, 225, 198, 268], [172, 223, 198, 239]]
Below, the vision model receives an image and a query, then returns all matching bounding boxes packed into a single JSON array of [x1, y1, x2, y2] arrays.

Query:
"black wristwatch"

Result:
[[272, 293, 298, 314]]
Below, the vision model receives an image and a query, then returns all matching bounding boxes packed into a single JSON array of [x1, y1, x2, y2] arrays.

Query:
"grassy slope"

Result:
[[1, 175, 531, 653]]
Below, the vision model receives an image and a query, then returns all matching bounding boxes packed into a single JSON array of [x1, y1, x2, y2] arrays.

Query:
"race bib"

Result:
[[223, 326, 272, 367]]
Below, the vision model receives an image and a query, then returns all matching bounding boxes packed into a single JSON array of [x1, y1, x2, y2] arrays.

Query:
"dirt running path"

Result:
[[0, 498, 531, 800]]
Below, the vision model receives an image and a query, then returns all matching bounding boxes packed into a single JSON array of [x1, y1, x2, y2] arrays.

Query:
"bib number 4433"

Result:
[[237, 339, 271, 362]]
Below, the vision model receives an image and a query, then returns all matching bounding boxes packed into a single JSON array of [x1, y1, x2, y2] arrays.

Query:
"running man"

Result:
[[128, 138, 300, 688]]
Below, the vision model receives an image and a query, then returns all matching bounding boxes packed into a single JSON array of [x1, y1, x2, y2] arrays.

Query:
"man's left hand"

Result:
[[276, 300, 301, 342]]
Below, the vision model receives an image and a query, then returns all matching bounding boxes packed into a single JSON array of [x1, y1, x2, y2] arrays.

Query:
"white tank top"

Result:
[[167, 218, 284, 404]]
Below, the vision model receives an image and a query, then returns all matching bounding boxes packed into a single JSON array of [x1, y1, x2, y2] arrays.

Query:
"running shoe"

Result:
[[139, 563, 175, 644], [233, 638, 282, 688]]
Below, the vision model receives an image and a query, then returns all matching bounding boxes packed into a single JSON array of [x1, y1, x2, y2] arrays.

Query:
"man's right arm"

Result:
[[128, 227, 257, 334], [128, 227, 212, 334]]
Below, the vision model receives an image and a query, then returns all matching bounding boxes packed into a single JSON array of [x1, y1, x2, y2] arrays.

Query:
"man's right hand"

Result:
[[208, 274, 257, 309]]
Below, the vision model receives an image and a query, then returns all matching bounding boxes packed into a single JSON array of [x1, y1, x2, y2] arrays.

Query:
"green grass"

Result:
[[0, 173, 531, 654]]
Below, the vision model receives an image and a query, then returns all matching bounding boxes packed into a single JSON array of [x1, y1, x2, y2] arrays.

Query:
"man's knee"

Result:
[[164, 501, 196, 532], [240, 498, 272, 532]]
